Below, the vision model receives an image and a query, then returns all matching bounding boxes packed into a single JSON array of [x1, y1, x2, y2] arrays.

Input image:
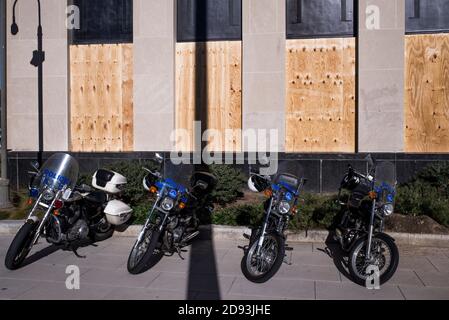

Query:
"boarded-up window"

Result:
[[175, 0, 242, 152], [406, 0, 449, 34], [286, 0, 355, 39], [69, 1, 134, 152], [69, 0, 133, 44], [285, 0, 356, 152], [405, 34, 449, 152]]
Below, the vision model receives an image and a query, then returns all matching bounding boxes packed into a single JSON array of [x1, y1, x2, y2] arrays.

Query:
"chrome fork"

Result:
[[256, 198, 274, 255]]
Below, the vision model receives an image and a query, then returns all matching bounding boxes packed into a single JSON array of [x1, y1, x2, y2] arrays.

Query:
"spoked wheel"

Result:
[[5, 220, 39, 270], [348, 233, 399, 287], [241, 233, 285, 283], [127, 226, 162, 274]]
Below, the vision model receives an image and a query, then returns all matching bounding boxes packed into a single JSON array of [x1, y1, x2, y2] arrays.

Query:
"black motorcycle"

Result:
[[332, 156, 399, 286], [5, 153, 132, 270], [127, 154, 216, 274], [241, 171, 307, 283]]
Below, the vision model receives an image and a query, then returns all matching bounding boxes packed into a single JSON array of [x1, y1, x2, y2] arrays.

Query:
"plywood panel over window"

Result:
[[70, 44, 133, 152], [405, 33, 449, 153], [285, 38, 356, 152], [175, 41, 242, 152]]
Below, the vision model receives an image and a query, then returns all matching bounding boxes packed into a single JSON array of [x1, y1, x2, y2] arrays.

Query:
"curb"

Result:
[[1, 220, 449, 247]]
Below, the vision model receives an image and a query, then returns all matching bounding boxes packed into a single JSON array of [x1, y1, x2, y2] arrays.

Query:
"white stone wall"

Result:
[[133, 0, 175, 152], [6, 0, 68, 152], [358, 0, 405, 152]]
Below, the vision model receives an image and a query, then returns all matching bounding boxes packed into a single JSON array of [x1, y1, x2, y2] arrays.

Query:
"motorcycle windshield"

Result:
[[32, 153, 79, 193], [374, 161, 396, 205], [162, 162, 191, 194], [273, 161, 304, 195]]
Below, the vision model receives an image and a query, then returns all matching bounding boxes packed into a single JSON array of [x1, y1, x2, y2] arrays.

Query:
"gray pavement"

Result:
[[0, 235, 448, 300]]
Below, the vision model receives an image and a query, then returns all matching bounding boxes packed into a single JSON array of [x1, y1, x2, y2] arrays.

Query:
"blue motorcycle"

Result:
[[127, 154, 216, 274]]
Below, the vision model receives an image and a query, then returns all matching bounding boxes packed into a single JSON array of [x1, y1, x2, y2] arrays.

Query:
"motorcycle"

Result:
[[5, 153, 133, 270], [332, 156, 399, 286], [127, 154, 216, 274], [242, 170, 307, 283]]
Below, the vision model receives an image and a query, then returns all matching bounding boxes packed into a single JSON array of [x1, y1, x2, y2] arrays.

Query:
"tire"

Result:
[[92, 227, 114, 242], [127, 227, 162, 275], [5, 220, 39, 270], [348, 233, 399, 287], [241, 233, 285, 283]]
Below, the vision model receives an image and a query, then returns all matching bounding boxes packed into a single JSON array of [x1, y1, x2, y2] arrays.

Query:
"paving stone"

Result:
[[414, 270, 449, 288], [0, 278, 40, 300], [0, 262, 89, 282], [290, 251, 334, 267], [426, 256, 449, 273], [316, 281, 405, 300], [276, 264, 341, 282], [80, 268, 160, 288], [340, 269, 424, 287], [228, 277, 315, 300], [14, 282, 114, 300], [104, 287, 195, 300], [398, 256, 438, 273], [147, 271, 235, 296], [57, 253, 128, 271], [399, 285, 449, 300]]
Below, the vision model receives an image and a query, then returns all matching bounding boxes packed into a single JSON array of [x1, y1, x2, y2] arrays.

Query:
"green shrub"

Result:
[[209, 164, 246, 205], [395, 162, 449, 227], [211, 193, 341, 231], [212, 204, 264, 227]]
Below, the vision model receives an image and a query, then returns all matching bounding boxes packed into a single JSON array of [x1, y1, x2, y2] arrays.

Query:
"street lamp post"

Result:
[[11, 0, 45, 167]]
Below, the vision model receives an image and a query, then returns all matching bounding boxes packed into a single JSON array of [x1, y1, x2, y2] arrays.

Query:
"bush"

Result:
[[395, 162, 449, 227], [209, 164, 246, 205], [211, 193, 341, 231], [212, 204, 264, 227]]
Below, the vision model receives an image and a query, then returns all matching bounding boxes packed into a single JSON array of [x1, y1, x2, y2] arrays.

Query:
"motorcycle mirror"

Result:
[[365, 154, 374, 169], [154, 153, 164, 164], [30, 160, 40, 172]]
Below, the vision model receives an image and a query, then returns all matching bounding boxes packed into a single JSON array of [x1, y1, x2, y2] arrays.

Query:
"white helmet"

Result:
[[247, 175, 269, 193]]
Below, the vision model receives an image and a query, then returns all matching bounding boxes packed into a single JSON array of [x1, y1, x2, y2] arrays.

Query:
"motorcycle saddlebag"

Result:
[[104, 200, 133, 226]]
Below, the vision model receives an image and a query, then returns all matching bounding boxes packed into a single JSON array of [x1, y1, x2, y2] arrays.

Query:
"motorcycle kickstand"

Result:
[[176, 247, 187, 260], [283, 246, 293, 265], [68, 244, 86, 259]]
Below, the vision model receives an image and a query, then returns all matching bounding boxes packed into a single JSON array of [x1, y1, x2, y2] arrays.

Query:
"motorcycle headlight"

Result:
[[278, 201, 291, 214], [42, 189, 55, 202], [161, 197, 174, 211], [383, 203, 394, 216]]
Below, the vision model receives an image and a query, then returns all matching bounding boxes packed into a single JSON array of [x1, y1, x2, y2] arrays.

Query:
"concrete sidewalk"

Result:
[[0, 235, 448, 300]]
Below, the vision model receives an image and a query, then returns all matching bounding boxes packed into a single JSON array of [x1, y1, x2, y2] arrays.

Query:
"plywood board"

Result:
[[285, 38, 356, 153], [175, 41, 242, 152], [70, 43, 134, 152], [405, 33, 449, 153]]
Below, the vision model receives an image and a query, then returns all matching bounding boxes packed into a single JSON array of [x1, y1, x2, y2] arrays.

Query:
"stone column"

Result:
[[242, 0, 286, 152], [133, 0, 175, 152], [358, 0, 405, 152]]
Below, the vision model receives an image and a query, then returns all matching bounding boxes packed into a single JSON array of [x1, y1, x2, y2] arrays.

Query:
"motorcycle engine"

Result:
[[67, 219, 90, 241], [46, 207, 90, 243]]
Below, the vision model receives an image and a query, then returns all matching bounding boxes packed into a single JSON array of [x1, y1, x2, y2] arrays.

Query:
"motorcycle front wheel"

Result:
[[241, 233, 285, 283], [127, 226, 162, 274], [5, 220, 39, 270], [348, 233, 399, 287]]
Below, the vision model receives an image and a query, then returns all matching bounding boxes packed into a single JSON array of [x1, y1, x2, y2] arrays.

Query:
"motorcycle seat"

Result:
[[83, 190, 107, 205]]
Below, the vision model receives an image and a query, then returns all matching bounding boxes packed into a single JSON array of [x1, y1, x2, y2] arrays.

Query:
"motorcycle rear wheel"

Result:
[[127, 226, 161, 274], [241, 233, 285, 283], [5, 220, 39, 270]]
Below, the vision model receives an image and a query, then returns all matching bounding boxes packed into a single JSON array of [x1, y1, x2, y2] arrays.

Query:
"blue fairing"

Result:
[[272, 182, 298, 196], [155, 178, 187, 194]]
